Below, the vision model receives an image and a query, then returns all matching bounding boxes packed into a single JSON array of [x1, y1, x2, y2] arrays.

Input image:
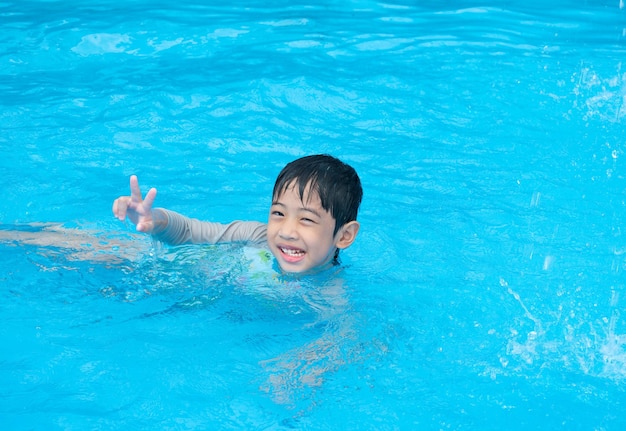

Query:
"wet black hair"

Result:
[[272, 154, 363, 236]]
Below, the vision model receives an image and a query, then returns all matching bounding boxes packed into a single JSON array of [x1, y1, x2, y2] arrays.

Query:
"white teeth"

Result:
[[281, 247, 304, 256]]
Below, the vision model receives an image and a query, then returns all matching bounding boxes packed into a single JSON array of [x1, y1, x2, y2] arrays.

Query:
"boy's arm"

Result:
[[153, 209, 267, 245], [113, 175, 266, 245]]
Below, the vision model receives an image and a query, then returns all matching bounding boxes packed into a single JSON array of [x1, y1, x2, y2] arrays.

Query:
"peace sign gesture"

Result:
[[112, 175, 158, 233]]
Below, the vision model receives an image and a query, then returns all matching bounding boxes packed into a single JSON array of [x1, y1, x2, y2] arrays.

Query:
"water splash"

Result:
[[573, 61, 626, 123], [498, 277, 626, 383]]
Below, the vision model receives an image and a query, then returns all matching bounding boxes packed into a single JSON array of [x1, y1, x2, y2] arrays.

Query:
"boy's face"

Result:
[[267, 181, 355, 274]]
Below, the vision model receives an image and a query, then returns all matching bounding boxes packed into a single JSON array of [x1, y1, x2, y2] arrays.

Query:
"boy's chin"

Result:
[[276, 259, 334, 276], [276, 262, 309, 274]]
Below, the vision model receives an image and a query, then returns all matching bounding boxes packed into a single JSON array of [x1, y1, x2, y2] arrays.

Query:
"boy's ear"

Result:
[[335, 221, 360, 249]]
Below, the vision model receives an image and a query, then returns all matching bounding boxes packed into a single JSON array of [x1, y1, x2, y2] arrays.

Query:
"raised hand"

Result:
[[112, 175, 158, 232]]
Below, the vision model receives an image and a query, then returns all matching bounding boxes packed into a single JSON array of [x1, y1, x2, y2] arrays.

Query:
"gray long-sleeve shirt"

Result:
[[152, 209, 267, 246]]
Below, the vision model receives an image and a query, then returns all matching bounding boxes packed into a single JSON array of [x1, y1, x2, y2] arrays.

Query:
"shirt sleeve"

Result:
[[152, 209, 267, 246]]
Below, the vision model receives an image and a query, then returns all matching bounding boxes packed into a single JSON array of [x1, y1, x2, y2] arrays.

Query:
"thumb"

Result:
[[136, 221, 153, 233]]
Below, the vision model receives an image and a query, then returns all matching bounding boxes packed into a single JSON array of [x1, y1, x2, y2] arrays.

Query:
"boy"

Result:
[[112, 154, 362, 274]]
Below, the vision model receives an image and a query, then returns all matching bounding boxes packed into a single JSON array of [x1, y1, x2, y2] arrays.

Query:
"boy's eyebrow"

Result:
[[271, 201, 323, 218]]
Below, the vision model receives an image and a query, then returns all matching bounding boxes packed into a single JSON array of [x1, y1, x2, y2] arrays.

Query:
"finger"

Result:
[[112, 197, 129, 220], [142, 187, 157, 210], [129, 175, 143, 202]]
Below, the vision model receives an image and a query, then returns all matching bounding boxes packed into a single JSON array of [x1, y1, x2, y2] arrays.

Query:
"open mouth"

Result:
[[279, 246, 305, 261]]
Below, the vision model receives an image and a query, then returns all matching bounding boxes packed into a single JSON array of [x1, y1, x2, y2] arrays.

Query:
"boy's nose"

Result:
[[278, 218, 298, 239]]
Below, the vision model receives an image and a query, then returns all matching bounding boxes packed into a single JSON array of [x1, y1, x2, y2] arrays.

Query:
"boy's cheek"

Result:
[[265, 224, 277, 238]]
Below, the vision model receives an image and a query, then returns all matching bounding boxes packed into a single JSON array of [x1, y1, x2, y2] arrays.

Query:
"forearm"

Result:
[[151, 208, 267, 245]]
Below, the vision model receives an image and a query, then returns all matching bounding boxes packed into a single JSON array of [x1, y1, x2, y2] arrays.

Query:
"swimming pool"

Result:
[[2, 0, 625, 429]]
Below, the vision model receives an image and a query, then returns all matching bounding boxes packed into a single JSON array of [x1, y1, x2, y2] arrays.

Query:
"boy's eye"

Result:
[[271, 210, 284, 217], [301, 217, 316, 224]]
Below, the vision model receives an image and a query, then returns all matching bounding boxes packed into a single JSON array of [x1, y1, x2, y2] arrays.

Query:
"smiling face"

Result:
[[267, 181, 359, 274]]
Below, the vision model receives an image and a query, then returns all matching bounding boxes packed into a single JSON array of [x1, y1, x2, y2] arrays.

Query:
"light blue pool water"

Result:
[[2, 0, 626, 429]]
